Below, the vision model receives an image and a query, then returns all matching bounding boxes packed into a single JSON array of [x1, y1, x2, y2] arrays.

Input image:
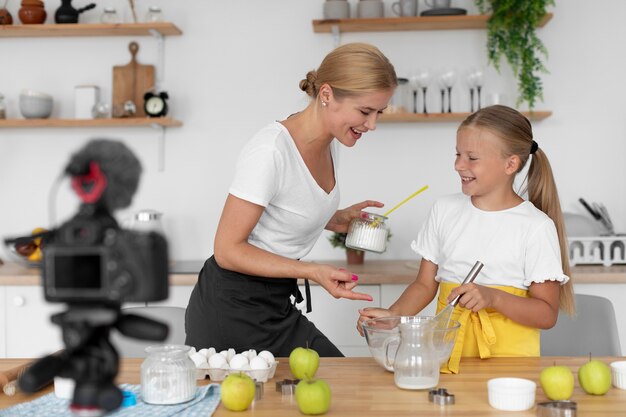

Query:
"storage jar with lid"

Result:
[[345, 212, 389, 253], [145, 6, 164, 22], [100, 7, 120, 23], [0, 93, 6, 119], [141, 345, 197, 404]]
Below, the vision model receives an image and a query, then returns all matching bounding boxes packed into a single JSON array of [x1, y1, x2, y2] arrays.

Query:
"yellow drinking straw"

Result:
[[370, 185, 429, 227]]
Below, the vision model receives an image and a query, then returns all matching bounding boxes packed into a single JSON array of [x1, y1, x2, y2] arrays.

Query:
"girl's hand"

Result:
[[325, 200, 384, 233], [447, 283, 497, 312], [311, 264, 374, 302], [356, 307, 393, 336]]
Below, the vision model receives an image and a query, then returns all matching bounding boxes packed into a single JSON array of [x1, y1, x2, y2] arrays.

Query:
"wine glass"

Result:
[[465, 69, 478, 113], [439, 68, 457, 113], [473, 68, 484, 110], [413, 69, 431, 114], [436, 72, 447, 113], [408, 72, 421, 114]]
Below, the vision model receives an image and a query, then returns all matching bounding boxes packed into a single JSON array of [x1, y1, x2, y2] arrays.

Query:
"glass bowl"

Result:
[[362, 315, 460, 371]]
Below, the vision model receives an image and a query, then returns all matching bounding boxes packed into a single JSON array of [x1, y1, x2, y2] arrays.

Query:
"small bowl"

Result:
[[487, 377, 536, 411], [362, 316, 460, 372], [20, 90, 53, 119], [611, 361, 626, 390]]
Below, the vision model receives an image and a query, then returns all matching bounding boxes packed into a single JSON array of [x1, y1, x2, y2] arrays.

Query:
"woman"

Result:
[[185, 43, 397, 357]]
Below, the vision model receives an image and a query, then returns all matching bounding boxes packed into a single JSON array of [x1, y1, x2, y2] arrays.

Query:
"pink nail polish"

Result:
[[368, 296, 373, 301], [352, 274, 359, 281], [339, 268, 346, 271]]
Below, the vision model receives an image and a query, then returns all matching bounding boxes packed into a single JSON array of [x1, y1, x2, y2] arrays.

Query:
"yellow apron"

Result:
[[438, 282, 539, 374]]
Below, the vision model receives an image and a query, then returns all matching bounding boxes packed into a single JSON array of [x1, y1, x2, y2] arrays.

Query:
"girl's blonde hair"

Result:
[[460, 105, 575, 315], [299, 43, 397, 99]]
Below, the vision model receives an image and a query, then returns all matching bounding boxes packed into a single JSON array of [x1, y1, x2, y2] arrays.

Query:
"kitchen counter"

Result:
[[2, 260, 626, 286], [1, 356, 625, 415]]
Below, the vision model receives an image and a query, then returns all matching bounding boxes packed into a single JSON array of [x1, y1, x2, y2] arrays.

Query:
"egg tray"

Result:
[[195, 361, 279, 383], [567, 236, 626, 266]]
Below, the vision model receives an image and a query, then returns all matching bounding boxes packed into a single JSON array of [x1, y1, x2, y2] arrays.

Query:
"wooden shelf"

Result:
[[379, 111, 552, 123], [312, 13, 552, 33], [0, 22, 182, 38], [0, 117, 183, 128]]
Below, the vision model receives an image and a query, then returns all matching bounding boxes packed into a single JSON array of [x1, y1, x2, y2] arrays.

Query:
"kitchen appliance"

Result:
[[54, 0, 96, 24]]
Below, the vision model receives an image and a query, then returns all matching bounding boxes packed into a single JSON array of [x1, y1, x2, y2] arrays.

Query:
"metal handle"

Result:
[[450, 261, 484, 307]]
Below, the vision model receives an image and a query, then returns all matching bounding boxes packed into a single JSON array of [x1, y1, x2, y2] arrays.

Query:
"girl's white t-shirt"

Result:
[[411, 193, 569, 289], [229, 121, 340, 260]]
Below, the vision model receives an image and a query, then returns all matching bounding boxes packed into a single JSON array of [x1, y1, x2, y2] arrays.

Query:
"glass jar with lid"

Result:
[[145, 6, 164, 22], [345, 212, 389, 253], [100, 7, 120, 24], [141, 345, 197, 404]]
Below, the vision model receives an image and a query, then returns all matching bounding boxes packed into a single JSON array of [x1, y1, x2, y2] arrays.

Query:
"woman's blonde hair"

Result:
[[459, 105, 575, 315], [299, 43, 397, 99]]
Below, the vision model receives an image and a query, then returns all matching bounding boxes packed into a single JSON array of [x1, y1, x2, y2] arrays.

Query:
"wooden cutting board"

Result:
[[112, 41, 155, 118]]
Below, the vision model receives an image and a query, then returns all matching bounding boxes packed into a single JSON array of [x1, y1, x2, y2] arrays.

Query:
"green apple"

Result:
[[289, 347, 320, 379], [220, 372, 256, 411], [295, 378, 331, 415], [578, 359, 612, 395], [539, 365, 574, 400]]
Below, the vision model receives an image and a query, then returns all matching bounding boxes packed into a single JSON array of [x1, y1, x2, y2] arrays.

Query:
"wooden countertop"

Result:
[[1, 356, 625, 415], [1, 260, 626, 286]]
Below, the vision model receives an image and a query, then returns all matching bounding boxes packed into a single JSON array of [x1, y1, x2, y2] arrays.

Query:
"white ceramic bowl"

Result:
[[19, 89, 53, 119], [611, 360, 626, 390], [487, 377, 536, 411]]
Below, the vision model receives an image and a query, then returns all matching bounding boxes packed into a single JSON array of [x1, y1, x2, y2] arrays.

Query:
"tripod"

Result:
[[19, 305, 168, 414]]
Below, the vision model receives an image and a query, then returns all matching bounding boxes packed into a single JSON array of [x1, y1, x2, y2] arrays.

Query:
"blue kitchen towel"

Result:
[[0, 383, 221, 417]]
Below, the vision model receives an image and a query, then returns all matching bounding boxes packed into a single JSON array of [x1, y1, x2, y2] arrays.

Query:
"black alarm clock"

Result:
[[143, 91, 169, 117]]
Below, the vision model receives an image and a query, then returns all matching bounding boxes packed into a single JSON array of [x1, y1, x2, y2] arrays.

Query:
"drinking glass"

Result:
[[465, 69, 478, 112], [413, 69, 431, 114], [408, 72, 421, 113], [439, 69, 457, 113], [473, 68, 484, 110]]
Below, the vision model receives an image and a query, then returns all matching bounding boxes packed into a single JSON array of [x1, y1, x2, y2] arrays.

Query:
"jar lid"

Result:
[[148, 6, 162, 11], [103, 7, 116, 12], [362, 211, 387, 222]]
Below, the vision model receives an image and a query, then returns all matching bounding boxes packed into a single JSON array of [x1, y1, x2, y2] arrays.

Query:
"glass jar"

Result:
[[141, 345, 197, 404], [388, 77, 410, 113], [100, 7, 120, 24], [345, 212, 389, 253], [0, 93, 6, 119], [145, 6, 164, 22]]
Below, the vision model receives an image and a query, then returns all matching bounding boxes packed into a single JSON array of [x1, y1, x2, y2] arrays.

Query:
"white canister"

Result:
[[323, 0, 350, 19], [141, 345, 197, 404], [345, 212, 389, 253]]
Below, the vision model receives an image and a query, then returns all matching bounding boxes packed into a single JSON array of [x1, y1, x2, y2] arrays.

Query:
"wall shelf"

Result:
[[0, 117, 183, 128], [379, 111, 552, 123], [312, 13, 552, 33], [0, 22, 182, 38]]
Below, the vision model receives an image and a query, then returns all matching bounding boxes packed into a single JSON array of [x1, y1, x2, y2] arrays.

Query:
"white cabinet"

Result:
[[4, 286, 64, 358], [298, 284, 380, 357]]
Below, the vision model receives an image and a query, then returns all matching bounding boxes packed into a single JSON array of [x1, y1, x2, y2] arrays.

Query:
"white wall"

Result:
[[1, 0, 625, 264]]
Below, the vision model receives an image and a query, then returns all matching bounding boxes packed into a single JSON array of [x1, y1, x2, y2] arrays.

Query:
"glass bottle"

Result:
[[0, 93, 6, 119], [145, 6, 164, 23], [141, 345, 197, 404], [100, 7, 120, 24], [345, 212, 389, 253]]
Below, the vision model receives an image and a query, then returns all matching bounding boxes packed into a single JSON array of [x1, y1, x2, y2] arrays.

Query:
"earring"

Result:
[[321, 101, 327, 107]]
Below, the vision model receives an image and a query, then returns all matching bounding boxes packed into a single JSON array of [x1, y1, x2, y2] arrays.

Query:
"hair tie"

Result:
[[530, 140, 539, 154]]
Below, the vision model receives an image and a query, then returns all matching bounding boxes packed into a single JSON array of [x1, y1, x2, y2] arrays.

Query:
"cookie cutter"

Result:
[[428, 387, 455, 405], [275, 378, 300, 395], [536, 400, 577, 417], [255, 381, 264, 400]]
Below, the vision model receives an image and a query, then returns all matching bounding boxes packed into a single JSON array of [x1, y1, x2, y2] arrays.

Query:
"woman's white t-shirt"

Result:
[[229, 121, 340, 260], [411, 193, 569, 289]]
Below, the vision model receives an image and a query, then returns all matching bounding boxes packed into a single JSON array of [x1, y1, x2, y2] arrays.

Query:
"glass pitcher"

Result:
[[383, 316, 439, 390]]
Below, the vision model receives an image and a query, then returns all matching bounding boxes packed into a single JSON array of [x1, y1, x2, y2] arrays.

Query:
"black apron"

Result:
[[185, 256, 343, 357]]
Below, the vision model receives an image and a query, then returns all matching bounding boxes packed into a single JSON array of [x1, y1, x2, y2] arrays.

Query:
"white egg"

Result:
[[258, 350, 275, 364], [227, 348, 236, 361], [189, 352, 208, 368], [241, 350, 250, 359], [198, 348, 212, 359], [208, 353, 228, 368], [219, 349, 228, 358], [247, 349, 257, 359], [229, 354, 249, 370], [250, 356, 269, 370], [187, 346, 197, 356]]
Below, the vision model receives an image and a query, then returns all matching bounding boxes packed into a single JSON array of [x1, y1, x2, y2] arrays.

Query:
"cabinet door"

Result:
[[0, 288, 5, 357], [148, 286, 194, 308], [297, 284, 380, 357], [5, 286, 64, 358]]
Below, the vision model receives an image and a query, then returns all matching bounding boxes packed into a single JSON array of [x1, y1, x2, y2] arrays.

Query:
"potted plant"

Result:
[[475, 0, 554, 109]]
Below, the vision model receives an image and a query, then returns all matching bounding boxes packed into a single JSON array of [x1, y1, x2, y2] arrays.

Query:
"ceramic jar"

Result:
[[0, 8, 13, 25], [19, 0, 47, 24]]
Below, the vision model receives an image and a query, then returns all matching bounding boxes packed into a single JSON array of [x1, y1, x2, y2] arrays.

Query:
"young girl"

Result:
[[358, 105, 575, 373]]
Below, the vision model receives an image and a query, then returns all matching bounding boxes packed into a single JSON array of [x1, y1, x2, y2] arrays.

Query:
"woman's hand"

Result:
[[325, 200, 384, 233], [309, 264, 374, 302], [355, 307, 394, 336], [447, 283, 497, 313]]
